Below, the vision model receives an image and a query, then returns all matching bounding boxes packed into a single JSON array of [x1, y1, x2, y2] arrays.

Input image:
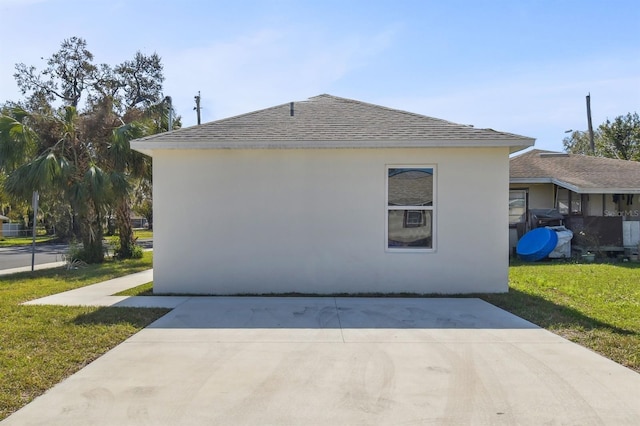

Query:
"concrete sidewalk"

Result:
[[5, 277, 640, 425], [23, 269, 188, 309], [0, 261, 66, 276]]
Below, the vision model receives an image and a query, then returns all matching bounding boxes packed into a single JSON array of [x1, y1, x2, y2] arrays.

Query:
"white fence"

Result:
[[1, 223, 22, 237]]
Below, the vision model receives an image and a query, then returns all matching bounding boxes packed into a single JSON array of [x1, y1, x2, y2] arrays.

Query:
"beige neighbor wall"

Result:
[[153, 147, 510, 294], [524, 184, 555, 209]]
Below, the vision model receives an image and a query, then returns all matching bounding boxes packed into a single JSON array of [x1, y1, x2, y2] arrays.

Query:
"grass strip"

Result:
[[0, 252, 168, 420], [480, 261, 640, 373], [115, 281, 154, 296], [133, 229, 153, 240], [0, 236, 58, 247]]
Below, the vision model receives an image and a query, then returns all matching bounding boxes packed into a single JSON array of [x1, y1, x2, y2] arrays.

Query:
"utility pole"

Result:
[[194, 91, 202, 125], [31, 191, 39, 272], [586, 93, 595, 154], [165, 96, 173, 131]]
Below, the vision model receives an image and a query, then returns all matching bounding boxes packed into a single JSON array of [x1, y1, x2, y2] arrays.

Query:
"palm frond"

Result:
[[4, 151, 60, 199], [83, 164, 110, 204], [0, 109, 38, 171], [109, 170, 130, 195], [37, 152, 62, 182], [110, 122, 145, 171]]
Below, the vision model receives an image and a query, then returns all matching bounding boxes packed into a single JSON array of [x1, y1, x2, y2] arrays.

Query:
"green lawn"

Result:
[[133, 229, 153, 239], [0, 252, 168, 421], [115, 281, 153, 296], [480, 261, 640, 373], [0, 235, 57, 247], [0, 229, 152, 249]]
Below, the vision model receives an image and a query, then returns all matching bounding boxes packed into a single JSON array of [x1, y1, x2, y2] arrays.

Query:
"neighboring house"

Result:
[[130, 214, 148, 229], [509, 149, 640, 254], [132, 94, 534, 295]]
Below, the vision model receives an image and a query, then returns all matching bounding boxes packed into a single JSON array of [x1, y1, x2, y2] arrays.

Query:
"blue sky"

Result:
[[0, 0, 638, 152]]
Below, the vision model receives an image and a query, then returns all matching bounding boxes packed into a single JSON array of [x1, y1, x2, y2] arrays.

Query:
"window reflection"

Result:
[[387, 167, 434, 250], [388, 168, 433, 206], [388, 210, 432, 248], [509, 190, 526, 224]]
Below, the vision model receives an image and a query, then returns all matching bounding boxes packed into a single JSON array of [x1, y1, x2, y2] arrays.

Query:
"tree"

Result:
[[133, 197, 153, 230], [599, 113, 640, 161], [108, 122, 148, 258], [123, 99, 180, 235], [14, 37, 96, 108], [0, 106, 39, 227], [1, 37, 171, 262], [107, 97, 177, 257], [0, 169, 31, 224], [1, 105, 110, 262], [564, 112, 640, 161], [0, 171, 10, 216], [562, 129, 604, 156]]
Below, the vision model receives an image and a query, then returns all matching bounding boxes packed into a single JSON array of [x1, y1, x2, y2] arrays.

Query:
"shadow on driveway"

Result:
[[480, 288, 636, 336]]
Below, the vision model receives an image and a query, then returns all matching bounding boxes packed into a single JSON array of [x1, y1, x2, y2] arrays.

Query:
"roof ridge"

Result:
[[310, 94, 530, 140], [205, 102, 290, 124], [309, 94, 473, 127]]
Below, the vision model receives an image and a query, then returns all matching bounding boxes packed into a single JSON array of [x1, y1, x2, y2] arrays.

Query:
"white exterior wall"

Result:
[[153, 147, 510, 294]]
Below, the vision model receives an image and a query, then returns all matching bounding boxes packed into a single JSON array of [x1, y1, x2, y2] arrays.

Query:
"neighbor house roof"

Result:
[[510, 149, 640, 194], [132, 94, 534, 155], [0, 215, 8, 222]]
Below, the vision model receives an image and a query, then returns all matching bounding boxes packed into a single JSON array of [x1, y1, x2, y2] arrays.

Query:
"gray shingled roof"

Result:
[[132, 94, 534, 154], [510, 149, 640, 193]]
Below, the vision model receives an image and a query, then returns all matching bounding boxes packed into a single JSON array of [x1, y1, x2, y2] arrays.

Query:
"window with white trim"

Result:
[[387, 167, 435, 250], [509, 190, 527, 224], [557, 188, 582, 215]]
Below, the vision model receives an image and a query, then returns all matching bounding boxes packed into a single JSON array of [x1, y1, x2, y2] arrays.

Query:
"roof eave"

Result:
[[510, 177, 640, 194], [510, 177, 584, 193], [131, 138, 535, 155], [508, 141, 535, 154], [569, 186, 640, 194], [510, 177, 555, 185]]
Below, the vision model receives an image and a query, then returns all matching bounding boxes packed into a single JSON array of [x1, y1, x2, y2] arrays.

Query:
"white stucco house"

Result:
[[132, 94, 534, 295]]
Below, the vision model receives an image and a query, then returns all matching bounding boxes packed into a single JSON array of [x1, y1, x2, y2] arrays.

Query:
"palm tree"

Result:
[[108, 121, 150, 258], [3, 37, 171, 261], [0, 106, 110, 263]]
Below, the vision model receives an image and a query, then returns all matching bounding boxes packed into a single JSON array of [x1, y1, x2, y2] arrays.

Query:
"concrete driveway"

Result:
[[4, 296, 640, 425]]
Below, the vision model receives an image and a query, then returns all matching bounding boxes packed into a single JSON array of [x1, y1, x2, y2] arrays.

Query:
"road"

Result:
[[0, 243, 68, 270], [0, 239, 152, 271]]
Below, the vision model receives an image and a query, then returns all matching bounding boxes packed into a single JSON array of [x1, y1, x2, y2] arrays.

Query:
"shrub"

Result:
[[110, 237, 143, 259]]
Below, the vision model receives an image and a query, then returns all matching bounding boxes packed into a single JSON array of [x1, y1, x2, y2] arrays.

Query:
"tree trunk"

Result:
[[79, 204, 104, 263], [115, 197, 135, 259]]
